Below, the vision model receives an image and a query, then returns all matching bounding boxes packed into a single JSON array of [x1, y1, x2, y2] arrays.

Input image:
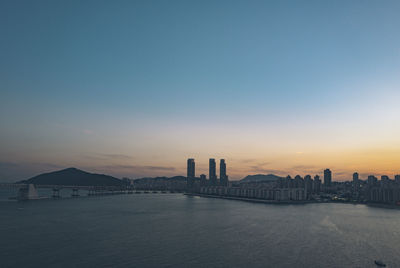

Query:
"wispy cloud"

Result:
[[97, 164, 177, 178], [83, 153, 134, 161], [103, 164, 176, 172]]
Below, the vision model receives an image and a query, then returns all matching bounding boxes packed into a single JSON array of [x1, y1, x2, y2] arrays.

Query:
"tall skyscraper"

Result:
[[187, 158, 195, 178], [313, 175, 321, 193], [187, 158, 195, 188], [209, 158, 217, 186], [304, 175, 312, 196], [219, 159, 228, 186], [353, 172, 359, 182], [353, 172, 359, 193], [324, 169, 332, 187]]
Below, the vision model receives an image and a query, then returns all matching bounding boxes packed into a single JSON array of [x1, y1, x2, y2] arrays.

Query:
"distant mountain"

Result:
[[133, 176, 187, 183], [133, 176, 187, 190], [240, 174, 284, 183], [19, 167, 123, 186]]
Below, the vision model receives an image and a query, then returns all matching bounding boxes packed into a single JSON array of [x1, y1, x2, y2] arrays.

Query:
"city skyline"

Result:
[[1, 1, 400, 181], [2, 2, 400, 268]]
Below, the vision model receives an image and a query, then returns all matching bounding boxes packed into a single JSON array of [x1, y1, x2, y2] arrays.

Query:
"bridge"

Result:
[[0, 183, 178, 200]]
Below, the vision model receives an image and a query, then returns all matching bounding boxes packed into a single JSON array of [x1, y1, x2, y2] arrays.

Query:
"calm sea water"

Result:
[[1, 189, 400, 268]]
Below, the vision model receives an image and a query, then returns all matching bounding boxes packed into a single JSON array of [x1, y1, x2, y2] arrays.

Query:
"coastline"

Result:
[[185, 193, 400, 209], [184, 193, 320, 205]]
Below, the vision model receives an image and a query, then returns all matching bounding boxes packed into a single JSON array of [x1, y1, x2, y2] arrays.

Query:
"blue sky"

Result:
[[1, 0, 400, 181]]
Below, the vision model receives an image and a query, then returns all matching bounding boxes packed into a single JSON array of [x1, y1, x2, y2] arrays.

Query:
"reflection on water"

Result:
[[0, 193, 399, 268]]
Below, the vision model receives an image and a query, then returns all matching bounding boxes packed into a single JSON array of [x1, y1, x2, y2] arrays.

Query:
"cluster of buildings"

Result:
[[361, 174, 400, 205], [187, 158, 229, 188], [187, 159, 400, 205], [196, 169, 332, 202]]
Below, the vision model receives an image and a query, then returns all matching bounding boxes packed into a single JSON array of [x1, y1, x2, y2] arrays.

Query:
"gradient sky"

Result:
[[1, 0, 400, 181]]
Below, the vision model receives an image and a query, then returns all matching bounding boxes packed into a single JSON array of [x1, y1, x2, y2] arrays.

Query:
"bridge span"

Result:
[[0, 183, 176, 200]]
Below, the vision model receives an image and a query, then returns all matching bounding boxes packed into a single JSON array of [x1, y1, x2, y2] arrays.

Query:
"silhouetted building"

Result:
[[294, 175, 304, 188], [368, 175, 377, 187], [396, 175, 400, 184], [187, 158, 195, 188], [324, 169, 332, 187], [367, 175, 400, 204], [313, 175, 321, 193], [381, 175, 390, 186], [187, 158, 195, 178], [209, 158, 217, 186], [304, 175, 312, 197], [200, 174, 207, 186], [219, 159, 228, 186], [353, 172, 359, 191]]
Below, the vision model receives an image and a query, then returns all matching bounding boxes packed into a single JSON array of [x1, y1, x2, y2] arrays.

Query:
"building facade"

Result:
[[209, 158, 217, 186]]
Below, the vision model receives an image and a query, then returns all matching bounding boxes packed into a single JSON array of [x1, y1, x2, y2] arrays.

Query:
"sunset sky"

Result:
[[1, 0, 400, 181]]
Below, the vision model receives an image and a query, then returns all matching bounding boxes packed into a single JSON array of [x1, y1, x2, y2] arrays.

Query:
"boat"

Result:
[[375, 260, 386, 267]]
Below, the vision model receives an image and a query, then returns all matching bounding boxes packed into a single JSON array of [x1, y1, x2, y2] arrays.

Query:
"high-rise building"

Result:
[[381, 175, 390, 187], [187, 158, 195, 178], [313, 175, 321, 193], [294, 175, 304, 188], [368, 175, 377, 187], [187, 158, 195, 188], [219, 159, 228, 186], [209, 158, 217, 185], [324, 169, 332, 187], [200, 174, 207, 186], [304, 175, 313, 196], [395, 175, 400, 184], [353, 172, 359, 182], [353, 172, 360, 195]]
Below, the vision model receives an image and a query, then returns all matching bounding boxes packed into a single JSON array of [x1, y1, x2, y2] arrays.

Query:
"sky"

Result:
[[1, 0, 400, 182]]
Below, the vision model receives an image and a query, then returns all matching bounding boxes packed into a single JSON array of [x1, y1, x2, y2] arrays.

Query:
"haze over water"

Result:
[[1, 193, 400, 268]]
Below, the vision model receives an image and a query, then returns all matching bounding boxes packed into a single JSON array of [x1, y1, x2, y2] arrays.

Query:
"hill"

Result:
[[240, 174, 284, 183], [133, 176, 187, 183], [19, 167, 123, 186], [133, 176, 187, 190]]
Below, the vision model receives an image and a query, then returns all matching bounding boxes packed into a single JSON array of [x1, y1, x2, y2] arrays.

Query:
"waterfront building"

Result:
[[304, 175, 313, 197], [219, 159, 228, 186], [277, 176, 290, 188], [368, 177, 400, 205], [381, 175, 390, 187], [294, 175, 304, 188], [187, 158, 195, 188], [313, 175, 321, 193], [199, 186, 306, 202], [324, 169, 332, 187], [396, 175, 400, 184], [200, 174, 207, 186], [209, 158, 217, 186], [187, 158, 195, 178], [353, 172, 359, 193], [368, 175, 378, 187]]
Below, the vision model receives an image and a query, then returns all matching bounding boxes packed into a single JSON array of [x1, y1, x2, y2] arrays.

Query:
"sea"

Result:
[[1, 188, 400, 268]]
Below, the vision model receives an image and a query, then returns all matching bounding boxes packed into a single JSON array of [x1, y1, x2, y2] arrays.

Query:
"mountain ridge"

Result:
[[19, 167, 123, 186], [239, 174, 284, 183]]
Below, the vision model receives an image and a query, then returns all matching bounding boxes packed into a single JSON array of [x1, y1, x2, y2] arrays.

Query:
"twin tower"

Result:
[[187, 158, 229, 187]]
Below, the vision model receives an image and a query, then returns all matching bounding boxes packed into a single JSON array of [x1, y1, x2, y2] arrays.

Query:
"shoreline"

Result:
[[185, 193, 400, 209], [185, 193, 320, 205]]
